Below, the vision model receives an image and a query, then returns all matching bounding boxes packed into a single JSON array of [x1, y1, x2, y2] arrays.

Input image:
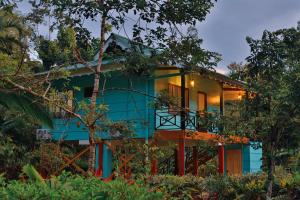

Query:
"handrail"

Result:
[[155, 107, 220, 132]]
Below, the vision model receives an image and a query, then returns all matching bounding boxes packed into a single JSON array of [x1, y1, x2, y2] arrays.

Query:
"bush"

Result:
[[149, 175, 208, 199], [149, 173, 300, 200], [0, 172, 162, 200]]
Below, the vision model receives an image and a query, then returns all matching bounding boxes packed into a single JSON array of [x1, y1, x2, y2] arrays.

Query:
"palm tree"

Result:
[[0, 91, 53, 127], [0, 6, 53, 127], [0, 5, 27, 54]]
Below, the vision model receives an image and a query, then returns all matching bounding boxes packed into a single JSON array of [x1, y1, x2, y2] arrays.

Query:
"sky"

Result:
[[196, 0, 300, 74], [19, 0, 300, 74]]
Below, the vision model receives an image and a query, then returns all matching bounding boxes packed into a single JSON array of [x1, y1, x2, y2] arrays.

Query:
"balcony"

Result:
[[155, 107, 220, 133]]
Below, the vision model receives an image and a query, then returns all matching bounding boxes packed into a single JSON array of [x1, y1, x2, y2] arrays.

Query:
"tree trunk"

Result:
[[87, 12, 107, 173], [266, 143, 275, 199]]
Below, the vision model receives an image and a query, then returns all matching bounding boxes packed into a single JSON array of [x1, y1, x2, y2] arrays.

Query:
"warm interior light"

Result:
[[190, 80, 195, 87], [238, 93, 242, 100]]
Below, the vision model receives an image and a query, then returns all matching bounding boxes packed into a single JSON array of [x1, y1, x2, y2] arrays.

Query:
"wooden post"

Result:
[[151, 159, 158, 175], [95, 142, 103, 177], [177, 139, 185, 176], [180, 70, 186, 130], [218, 144, 225, 175], [193, 146, 198, 176]]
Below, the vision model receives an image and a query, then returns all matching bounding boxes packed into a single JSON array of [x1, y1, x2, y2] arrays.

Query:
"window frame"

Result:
[[168, 83, 189, 111], [197, 91, 207, 113]]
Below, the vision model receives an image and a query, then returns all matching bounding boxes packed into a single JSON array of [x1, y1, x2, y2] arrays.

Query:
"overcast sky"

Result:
[[19, 0, 300, 74], [196, 0, 300, 74]]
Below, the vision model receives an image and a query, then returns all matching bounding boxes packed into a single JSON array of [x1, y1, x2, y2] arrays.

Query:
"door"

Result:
[[226, 149, 242, 175]]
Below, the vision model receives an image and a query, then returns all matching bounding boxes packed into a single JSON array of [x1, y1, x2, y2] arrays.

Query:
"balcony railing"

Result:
[[155, 107, 220, 133]]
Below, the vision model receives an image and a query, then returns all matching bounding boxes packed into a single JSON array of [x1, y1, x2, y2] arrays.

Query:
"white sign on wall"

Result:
[[36, 129, 52, 140]]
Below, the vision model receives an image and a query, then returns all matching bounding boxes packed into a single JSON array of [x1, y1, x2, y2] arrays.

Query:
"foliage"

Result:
[[0, 92, 53, 127], [0, 106, 42, 179], [2, 166, 300, 199], [0, 172, 163, 200], [149, 173, 300, 200], [149, 175, 206, 199], [225, 24, 300, 198], [22, 164, 45, 184], [160, 27, 221, 71], [0, 133, 29, 179], [36, 27, 99, 70]]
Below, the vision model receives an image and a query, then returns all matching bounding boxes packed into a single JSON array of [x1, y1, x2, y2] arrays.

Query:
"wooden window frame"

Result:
[[168, 84, 189, 113], [197, 91, 207, 113]]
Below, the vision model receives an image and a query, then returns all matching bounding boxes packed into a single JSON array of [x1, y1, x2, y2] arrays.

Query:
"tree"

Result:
[[3, 0, 221, 173], [226, 28, 300, 199], [0, 6, 52, 126]]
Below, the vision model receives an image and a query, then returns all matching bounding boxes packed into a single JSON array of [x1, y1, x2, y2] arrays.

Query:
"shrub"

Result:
[[0, 172, 162, 200], [149, 175, 206, 199]]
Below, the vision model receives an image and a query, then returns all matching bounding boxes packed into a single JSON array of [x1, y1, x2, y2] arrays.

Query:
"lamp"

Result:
[[238, 93, 242, 100], [190, 80, 195, 88]]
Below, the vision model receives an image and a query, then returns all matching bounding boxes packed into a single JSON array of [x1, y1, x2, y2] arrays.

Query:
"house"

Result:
[[41, 33, 262, 178]]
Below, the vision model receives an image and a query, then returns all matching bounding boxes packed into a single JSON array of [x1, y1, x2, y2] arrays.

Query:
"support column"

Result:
[[180, 70, 186, 130], [151, 159, 158, 175], [218, 144, 225, 175], [95, 142, 103, 177], [192, 146, 198, 176], [103, 144, 113, 178], [177, 139, 185, 176]]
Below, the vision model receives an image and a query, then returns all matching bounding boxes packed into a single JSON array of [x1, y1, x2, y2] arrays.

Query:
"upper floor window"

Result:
[[84, 87, 93, 98], [49, 90, 73, 118], [197, 92, 207, 113], [168, 84, 189, 110]]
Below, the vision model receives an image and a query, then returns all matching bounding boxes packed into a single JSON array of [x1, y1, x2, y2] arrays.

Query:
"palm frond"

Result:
[[0, 91, 53, 128], [22, 164, 45, 184]]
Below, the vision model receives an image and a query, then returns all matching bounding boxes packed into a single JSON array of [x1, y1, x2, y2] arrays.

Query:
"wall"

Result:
[[224, 143, 262, 175], [47, 71, 155, 141], [249, 142, 262, 173]]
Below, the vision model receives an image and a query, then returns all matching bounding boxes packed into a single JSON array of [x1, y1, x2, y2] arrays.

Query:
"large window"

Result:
[[168, 84, 189, 110], [197, 92, 207, 113]]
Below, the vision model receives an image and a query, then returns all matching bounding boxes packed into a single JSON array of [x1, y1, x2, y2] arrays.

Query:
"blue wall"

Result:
[[249, 142, 262, 173], [48, 72, 155, 141]]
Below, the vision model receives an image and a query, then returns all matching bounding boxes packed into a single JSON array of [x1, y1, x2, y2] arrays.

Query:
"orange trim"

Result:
[[155, 130, 249, 144], [155, 130, 185, 141]]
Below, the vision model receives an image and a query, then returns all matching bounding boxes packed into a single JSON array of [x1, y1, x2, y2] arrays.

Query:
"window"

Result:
[[49, 90, 73, 118], [168, 84, 189, 110], [84, 87, 93, 98], [197, 92, 207, 113]]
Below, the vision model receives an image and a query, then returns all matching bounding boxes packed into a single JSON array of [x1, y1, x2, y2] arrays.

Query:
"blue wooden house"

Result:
[[42, 33, 262, 178]]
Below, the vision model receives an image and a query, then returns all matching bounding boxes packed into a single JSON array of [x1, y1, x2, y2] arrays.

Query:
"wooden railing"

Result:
[[155, 107, 220, 133]]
